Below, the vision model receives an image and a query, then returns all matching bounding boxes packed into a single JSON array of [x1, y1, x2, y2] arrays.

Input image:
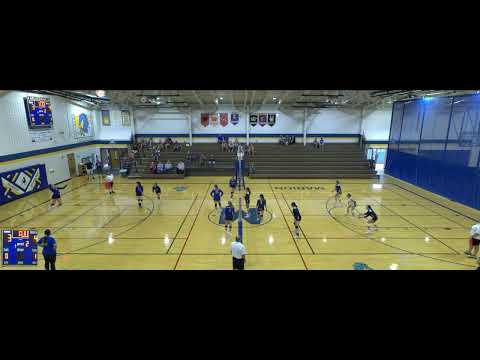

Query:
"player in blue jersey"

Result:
[[256, 194, 267, 222], [224, 201, 236, 232], [135, 181, 144, 207], [291, 202, 302, 237], [152, 183, 161, 200], [49, 184, 67, 207], [229, 177, 237, 199], [333, 180, 342, 204], [360, 205, 378, 233], [211, 185, 224, 210], [244, 187, 251, 208], [37, 229, 57, 270]]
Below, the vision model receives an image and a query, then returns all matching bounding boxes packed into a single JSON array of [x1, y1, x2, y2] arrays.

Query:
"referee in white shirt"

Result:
[[230, 236, 246, 270]]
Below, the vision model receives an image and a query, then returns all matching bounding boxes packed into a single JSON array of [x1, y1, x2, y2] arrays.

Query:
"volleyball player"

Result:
[[152, 183, 161, 200], [210, 185, 224, 210], [105, 173, 115, 194], [333, 180, 342, 204], [464, 223, 480, 259], [135, 181, 144, 207], [244, 187, 251, 208], [48, 184, 67, 207], [345, 193, 357, 216], [224, 201, 235, 233], [360, 205, 378, 233], [229, 176, 237, 199], [256, 194, 267, 222], [291, 202, 302, 237]]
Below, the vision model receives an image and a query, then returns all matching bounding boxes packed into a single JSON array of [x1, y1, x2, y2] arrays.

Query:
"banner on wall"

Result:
[[72, 113, 94, 138], [210, 113, 218, 127], [201, 113, 209, 127], [249, 114, 258, 127], [121, 110, 131, 127], [231, 113, 239, 125], [220, 113, 228, 127], [259, 113, 267, 127], [0, 164, 48, 205], [101, 110, 111, 126], [268, 113, 276, 127]]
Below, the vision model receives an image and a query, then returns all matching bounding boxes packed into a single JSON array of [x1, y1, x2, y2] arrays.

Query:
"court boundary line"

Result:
[[166, 194, 199, 253]]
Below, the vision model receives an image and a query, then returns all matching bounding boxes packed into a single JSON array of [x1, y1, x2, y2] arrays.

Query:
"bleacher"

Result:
[[124, 141, 376, 179]]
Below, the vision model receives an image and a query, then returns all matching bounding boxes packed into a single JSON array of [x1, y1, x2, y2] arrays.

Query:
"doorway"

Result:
[[67, 153, 77, 177]]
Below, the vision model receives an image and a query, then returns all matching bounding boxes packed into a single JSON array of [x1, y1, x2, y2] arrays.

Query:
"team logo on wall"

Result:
[[268, 113, 276, 126], [210, 113, 218, 127], [231, 113, 239, 125], [249, 114, 258, 126], [0, 165, 48, 205], [201, 113, 209, 127], [72, 113, 93, 138], [220, 113, 228, 127], [259, 113, 267, 127]]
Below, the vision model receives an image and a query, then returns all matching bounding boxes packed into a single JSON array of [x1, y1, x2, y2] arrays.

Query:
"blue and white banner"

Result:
[[0, 164, 48, 205]]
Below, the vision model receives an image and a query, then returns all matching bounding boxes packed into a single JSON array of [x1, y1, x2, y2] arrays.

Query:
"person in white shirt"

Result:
[[176, 161, 185, 174], [230, 236, 246, 270], [465, 223, 480, 259], [105, 173, 114, 194]]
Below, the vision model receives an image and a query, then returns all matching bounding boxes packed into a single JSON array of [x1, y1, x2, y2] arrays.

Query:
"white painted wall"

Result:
[[97, 109, 135, 141], [134, 108, 189, 135], [361, 107, 392, 141]]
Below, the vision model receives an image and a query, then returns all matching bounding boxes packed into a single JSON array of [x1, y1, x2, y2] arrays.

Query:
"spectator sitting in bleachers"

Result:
[[150, 161, 157, 173], [247, 143, 255, 156], [165, 160, 173, 172], [313, 137, 320, 149], [221, 139, 228, 152], [228, 139, 235, 153], [173, 141, 181, 152], [208, 154, 216, 167], [156, 162, 165, 173], [177, 161, 185, 174]]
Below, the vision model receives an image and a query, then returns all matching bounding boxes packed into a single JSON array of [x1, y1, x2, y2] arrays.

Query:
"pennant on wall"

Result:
[[268, 113, 276, 127], [210, 113, 218, 127], [259, 113, 267, 127], [220, 113, 228, 127], [101, 110, 111, 126], [231, 113, 239, 125], [201, 113, 209, 127], [249, 114, 258, 127]]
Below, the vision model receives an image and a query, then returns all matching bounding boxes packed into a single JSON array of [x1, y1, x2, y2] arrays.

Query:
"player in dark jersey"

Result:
[[229, 177, 237, 199], [345, 193, 357, 216], [244, 187, 251, 208], [333, 180, 342, 204], [256, 194, 267, 222], [210, 185, 224, 210], [360, 205, 378, 233], [49, 184, 67, 207], [291, 202, 302, 237], [135, 182, 144, 207], [152, 183, 161, 200], [224, 201, 236, 233], [85, 160, 95, 180]]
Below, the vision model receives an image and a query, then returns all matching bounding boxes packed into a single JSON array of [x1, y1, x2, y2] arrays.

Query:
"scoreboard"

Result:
[[2, 230, 38, 266], [23, 96, 53, 129]]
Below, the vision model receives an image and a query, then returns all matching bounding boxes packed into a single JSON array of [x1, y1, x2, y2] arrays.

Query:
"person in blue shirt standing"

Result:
[[37, 229, 57, 270], [229, 177, 237, 199], [224, 201, 236, 233], [152, 183, 161, 200], [135, 181, 144, 207], [49, 184, 67, 207], [210, 184, 224, 210]]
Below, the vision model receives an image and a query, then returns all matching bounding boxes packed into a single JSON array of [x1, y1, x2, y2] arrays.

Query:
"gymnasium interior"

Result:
[[1, 89, 479, 270]]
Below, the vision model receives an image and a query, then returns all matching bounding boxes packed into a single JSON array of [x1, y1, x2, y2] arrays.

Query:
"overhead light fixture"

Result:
[[96, 90, 106, 98], [278, 99, 282, 104], [215, 98, 219, 104], [273, 97, 277, 101], [219, 97, 223, 101]]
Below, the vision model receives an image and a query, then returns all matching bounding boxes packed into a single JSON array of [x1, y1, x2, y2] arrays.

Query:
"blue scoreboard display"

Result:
[[23, 96, 53, 129], [2, 230, 38, 266]]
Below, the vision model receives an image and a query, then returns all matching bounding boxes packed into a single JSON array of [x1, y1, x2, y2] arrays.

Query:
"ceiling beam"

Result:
[[192, 90, 204, 107]]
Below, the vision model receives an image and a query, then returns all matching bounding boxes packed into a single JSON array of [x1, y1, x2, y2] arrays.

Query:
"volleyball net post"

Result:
[[235, 145, 245, 243]]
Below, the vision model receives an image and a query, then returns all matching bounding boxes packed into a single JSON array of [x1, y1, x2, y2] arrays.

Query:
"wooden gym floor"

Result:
[[1, 175, 479, 270]]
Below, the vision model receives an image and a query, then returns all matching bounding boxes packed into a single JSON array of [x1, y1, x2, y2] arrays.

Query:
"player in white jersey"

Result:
[[345, 193, 358, 216], [465, 223, 480, 259]]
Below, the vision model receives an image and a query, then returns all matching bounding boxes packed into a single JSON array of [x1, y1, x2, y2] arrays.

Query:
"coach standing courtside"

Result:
[[230, 236, 246, 270]]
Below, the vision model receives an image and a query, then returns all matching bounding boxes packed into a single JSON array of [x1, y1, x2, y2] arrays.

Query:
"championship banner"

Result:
[[121, 110, 131, 127], [268, 113, 276, 127], [201, 113, 209, 127], [220, 113, 228, 127], [231, 113, 239, 125], [0, 164, 48, 205], [210, 113, 218, 127], [259, 113, 267, 127], [249, 114, 258, 127], [101, 110, 111, 126]]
